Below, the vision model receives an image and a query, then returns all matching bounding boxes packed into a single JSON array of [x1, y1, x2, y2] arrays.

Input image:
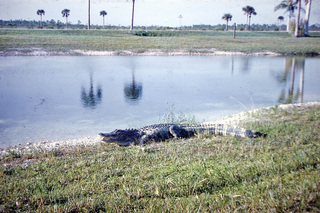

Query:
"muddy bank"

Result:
[[0, 48, 282, 56]]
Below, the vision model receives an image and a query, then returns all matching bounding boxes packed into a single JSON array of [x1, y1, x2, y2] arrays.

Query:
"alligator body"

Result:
[[99, 123, 264, 146]]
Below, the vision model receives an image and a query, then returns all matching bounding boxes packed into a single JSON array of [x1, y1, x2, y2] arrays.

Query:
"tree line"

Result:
[[1, 0, 316, 37], [78, 0, 315, 37], [2, 19, 320, 32]]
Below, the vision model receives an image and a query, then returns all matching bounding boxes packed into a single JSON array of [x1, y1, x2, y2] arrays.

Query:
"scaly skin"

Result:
[[99, 123, 265, 146]]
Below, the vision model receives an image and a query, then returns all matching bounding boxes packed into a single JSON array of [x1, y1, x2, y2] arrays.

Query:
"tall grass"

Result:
[[1, 104, 320, 212]]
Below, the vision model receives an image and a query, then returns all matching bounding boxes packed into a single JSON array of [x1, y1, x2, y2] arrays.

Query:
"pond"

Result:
[[0, 56, 319, 148]]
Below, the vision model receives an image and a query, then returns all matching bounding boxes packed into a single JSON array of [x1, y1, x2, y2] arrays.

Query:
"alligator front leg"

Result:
[[169, 125, 194, 139], [138, 135, 150, 145]]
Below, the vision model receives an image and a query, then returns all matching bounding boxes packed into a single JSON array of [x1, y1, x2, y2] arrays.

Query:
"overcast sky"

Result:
[[0, 0, 319, 27]]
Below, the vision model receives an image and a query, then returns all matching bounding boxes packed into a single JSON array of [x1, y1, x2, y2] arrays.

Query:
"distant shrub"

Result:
[[214, 26, 225, 31], [161, 26, 173, 30], [134, 31, 176, 37], [135, 31, 155, 36]]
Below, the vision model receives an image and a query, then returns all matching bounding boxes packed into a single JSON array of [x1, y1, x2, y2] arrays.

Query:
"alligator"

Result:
[[99, 123, 264, 146]]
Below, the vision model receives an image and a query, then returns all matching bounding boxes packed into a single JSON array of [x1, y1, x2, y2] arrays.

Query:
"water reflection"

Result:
[[81, 72, 102, 109], [278, 58, 305, 104], [1, 56, 319, 148], [124, 59, 143, 104], [241, 57, 251, 73], [231, 56, 234, 75]]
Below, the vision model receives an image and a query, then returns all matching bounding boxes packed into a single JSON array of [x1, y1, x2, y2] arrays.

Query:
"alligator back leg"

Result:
[[139, 134, 157, 145]]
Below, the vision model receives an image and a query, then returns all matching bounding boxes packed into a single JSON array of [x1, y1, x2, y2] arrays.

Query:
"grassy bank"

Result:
[[1, 104, 320, 212], [1, 29, 320, 56]]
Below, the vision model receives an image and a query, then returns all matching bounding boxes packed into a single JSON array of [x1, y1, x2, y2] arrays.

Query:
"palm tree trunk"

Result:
[[287, 16, 290, 32], [130, 0, 135, 31], [66, 17, 68, 29], [103, 16, 105, 28], [304, 0, 312, 36], [226, 20, 228, 30], [294, 0, 301, 37], [246, 14, 249, 30], [248, 15, 251, 30], [40, 15, 43, 28], [88, 0, 91, 30]]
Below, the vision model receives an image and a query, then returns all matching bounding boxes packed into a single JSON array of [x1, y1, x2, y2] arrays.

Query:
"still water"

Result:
[[0, 56, 319, 148]]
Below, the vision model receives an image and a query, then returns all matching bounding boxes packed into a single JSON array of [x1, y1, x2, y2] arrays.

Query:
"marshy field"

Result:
[[1, 29, 320, 55]]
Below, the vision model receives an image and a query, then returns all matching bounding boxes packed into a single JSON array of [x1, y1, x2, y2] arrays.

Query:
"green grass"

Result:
[[1, 29, 320, 55], [1, 104, 320, 212]]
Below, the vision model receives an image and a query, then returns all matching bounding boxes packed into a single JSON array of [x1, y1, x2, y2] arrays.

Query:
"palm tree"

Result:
[[222, 13, 232, 30], [304, 0, 312, 36], [37, 9, 45, 28], [130, 0, 135, 31], [61, 9, 70, 29], [278, 16, 284, 30], [290, 0, 309, 37], [294, 0, 302, 37], [242, 6, 257, 30], [100, 10, 107, 28], [274, 0, 297, 32], [88, 0, 91, 30]]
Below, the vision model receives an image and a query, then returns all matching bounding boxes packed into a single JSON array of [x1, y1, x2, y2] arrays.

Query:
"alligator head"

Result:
[[99, 129, 139, 146]]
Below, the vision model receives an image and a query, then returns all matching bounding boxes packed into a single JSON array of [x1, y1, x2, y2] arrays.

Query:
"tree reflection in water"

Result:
[[124, 59, 143, 104], [278, 57, 305, 104], [81, 72, 102, 109]]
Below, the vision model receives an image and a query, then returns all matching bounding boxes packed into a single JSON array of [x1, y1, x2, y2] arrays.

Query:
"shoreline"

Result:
[[0, 48, 300, 57], [1, 101, 319, 157]]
